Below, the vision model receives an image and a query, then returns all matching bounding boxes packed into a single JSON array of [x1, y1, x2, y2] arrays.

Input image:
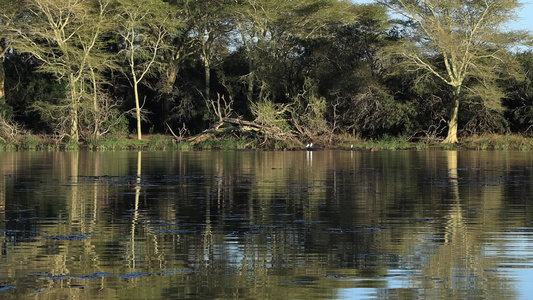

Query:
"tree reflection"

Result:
[[128, 151, 142, 269], [405, 150, 516, 299], [0, 150, 530, 299]]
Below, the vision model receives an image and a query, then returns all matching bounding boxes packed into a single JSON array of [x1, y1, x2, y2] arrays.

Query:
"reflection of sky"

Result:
[[484, 231, 533, 300], [339, 288, 375, 299], [517, 269, 533, 299], [336, 230, 533, 299], [351, 0, 533, 32], [336, 276, 408, 299]]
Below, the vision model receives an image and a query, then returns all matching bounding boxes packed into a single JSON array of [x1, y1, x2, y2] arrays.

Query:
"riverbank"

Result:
[[2, 133, 533, 151]]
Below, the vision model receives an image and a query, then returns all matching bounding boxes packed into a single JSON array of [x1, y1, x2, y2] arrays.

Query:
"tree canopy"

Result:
[[378, 0, 529, 143], [0, 0, 531, 145]]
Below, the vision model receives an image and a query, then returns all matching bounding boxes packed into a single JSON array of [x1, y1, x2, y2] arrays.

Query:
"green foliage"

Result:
[[291, 78, 331, 141], [11, 0, 117, 140], [92, 136, 147, 150], [196, 138, 217, 150], [116, 0, 180, 140], [251, 99, 300, 146], [252, 100, 292, 132], [462, 134, 533, 150], [356, 135, 411, 150], [272, 140, 289, 150], [146, 134, 174, 150], [0, 141, 16, 151], [0, 103, 13, 118], [218, 137, 236, 150], [379, 0, 528, 143], [218, 136, 254, 150], [461, 100, 508, 135], [347, 84, 417, 138], [22, 135, 41, 149], [503, 51, 533, 134], [175, 141, 193, 151], [103, 109, 129, 136], [62, 140, 80, 150], [0, 0, 530, 147]]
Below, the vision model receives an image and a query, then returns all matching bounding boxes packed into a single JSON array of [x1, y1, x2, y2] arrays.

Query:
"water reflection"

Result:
[[0, 150, 532, 299], [129, 151, 142, 269]]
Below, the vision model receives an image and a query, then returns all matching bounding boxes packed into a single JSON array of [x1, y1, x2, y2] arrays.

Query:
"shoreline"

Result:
[[1, 133, 533, 151]]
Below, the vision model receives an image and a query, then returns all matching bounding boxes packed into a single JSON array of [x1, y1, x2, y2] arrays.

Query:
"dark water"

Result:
[[1, 150, 533, 299]]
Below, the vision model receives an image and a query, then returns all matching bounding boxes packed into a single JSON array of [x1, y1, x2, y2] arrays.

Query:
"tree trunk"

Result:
[[204, 57, 211, 102], [0, 59, 5, 104], [130, 39, 142, 141], [160, 59, 179, 120], [90, 67, 100, 138], [240, 30, 254, 103], [134, 81, 142, 141], [69, 74, 79, 142], [71, 104, 79, 142], [200, 39, 211, 102], [164, 58, 179, 94], [443, 89, 460, 143], [247, 56, 254, 102]]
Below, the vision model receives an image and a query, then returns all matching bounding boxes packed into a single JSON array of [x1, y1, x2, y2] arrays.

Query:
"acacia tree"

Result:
[[116, 0, 174, 140], [234, 0, 361, 143], [180, 0, 234, 119], [233, 0, 359, 102], [0, 0, 24, 107], [0, 0, 25, 141], [156, 2, 194, 96], [379, 0, 528, 143], [232, 0, 277, 103], [12, 0, 113, 141]]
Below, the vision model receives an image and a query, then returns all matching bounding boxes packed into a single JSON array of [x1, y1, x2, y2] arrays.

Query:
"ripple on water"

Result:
[[0, 286, 15, 292], [4, 150, 533, 300]]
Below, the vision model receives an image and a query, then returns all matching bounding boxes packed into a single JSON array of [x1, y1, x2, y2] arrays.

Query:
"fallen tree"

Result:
[[183, 117, 302, 147]]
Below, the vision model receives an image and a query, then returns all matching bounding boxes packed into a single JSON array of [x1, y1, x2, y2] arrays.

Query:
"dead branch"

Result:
[[167, 122, 188, 141]]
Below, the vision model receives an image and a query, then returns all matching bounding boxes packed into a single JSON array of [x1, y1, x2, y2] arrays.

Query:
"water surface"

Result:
[[1, 150, 533, 299]]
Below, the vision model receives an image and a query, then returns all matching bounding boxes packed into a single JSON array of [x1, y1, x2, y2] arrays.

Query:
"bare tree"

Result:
[[117, 0, 174, 140], [208, 93, 234, 123]]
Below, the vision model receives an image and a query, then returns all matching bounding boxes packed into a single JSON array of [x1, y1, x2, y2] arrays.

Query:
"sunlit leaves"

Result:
[[378, 0, 529, 142]]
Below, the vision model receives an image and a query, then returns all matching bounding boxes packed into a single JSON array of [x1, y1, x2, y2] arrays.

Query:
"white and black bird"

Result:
[[306, 143, 319, 151]]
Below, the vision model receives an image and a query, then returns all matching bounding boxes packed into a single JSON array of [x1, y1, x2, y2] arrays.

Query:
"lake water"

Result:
[[1, 150, 533, 299]]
